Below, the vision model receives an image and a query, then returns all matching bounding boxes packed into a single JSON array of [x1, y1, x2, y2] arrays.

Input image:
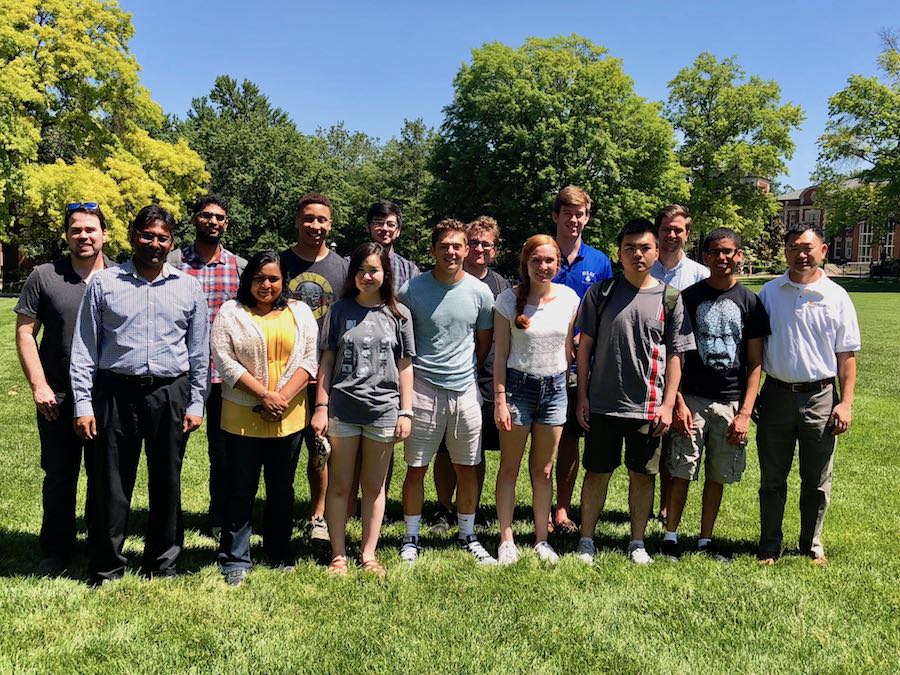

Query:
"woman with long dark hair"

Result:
[[493, 235, 580, 565], [311, 242, 415, 576], [211, 251, 318, 586]]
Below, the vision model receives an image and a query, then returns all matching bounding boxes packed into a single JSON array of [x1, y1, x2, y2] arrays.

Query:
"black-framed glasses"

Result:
[[196, 211, 227, 223], [468, 239, 495, 250], [370, 218, 399, 231], [66, 202, 99, 211]]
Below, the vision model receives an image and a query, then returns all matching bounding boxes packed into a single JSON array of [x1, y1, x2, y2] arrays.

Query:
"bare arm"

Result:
[[475, 328, 493, 370], [15, 315, 58, 421], [310, 349, 335, 437], [575, 333, 594, 431], [728, 336, 763, 443], [395, 356, 414, 440], [830, 351, 857, 436], [492, 313, 512, 432], [653, 353, 681, 436]]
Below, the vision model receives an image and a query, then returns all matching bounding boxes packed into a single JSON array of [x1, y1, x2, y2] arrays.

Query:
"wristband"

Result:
[[398, 410, 414, 419], [315, 403, 329, 409]]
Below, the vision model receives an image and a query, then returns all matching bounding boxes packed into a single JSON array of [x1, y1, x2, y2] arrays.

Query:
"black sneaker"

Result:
[[429, 505, 456, 535], [224, 569, 248, 586], [698, 541, 731, 563], [660, 539, 682, 561]]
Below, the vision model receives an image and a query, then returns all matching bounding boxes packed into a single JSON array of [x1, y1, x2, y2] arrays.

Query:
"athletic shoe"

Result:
[[309, 516, 329, 542], [698, 541, 731, 563], [38, 557, 67, 576], [660, 539, 682, 561], [429, 506, 455, 535], [497, 541, 520, 565], [400, 536, 422, 564], [627, 542, 653, 565], [533, 541, 560, 565], [224, 569, 247, 587], [575, 537, 596, 564], [458, 534, 497, 565]]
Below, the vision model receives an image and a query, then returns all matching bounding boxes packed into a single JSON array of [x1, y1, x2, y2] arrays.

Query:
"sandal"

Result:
[[555, 519, 579, 535], [327, 555, 348, 576], [360, 557, 386, 578]]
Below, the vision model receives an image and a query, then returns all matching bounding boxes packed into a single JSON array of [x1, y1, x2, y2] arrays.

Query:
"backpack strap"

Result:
[[662, 283, 680, 323]]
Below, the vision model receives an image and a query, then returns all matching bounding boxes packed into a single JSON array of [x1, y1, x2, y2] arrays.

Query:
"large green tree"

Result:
[[666, 52, 804, 241], [0, 0, 208, 267], [814, 31, 900, 244], [429, 35, 688, 254]]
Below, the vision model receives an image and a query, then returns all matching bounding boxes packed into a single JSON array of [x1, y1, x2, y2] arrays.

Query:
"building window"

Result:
[[884, 230, 895, 259], [858, 222, 873, 262], [845, 237, 853, 259], [789, 210, 799, 225]]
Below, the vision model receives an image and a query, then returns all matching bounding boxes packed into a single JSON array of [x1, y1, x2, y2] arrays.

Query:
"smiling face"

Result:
[[785, 228, 827, 282], [658, 215, 690, 256], [355, 253, 385, 296], [251, 261, 284, 308], [552, 203, 590, 243], [193, 203, 228, 244], [131, 219, 174, 269], [703, 236, 743, 282], [368, 214, 400, 247], [527, 243, 559, 287], [432, 230, 468, 277], [466, 228, 498, 268], [295, 203, 332, 251], [619, 231, 659, 275], [66, 212, 106, 260]]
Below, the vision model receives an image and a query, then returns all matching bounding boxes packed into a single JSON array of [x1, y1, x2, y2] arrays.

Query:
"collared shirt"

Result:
[[70, 259, 210, 418], [758, 271, 861, 383], [171, 244, 244, 383], [389, 251, 421, 294], [553, 240, 613, 300], [651, 254, 710, 291]]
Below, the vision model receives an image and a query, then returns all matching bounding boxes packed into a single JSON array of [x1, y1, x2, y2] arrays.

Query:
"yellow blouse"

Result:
[[221, 308, 308, 438]]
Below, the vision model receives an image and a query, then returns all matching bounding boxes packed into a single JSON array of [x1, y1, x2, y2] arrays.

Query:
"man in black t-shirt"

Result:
[[662, 228, 770, 561]]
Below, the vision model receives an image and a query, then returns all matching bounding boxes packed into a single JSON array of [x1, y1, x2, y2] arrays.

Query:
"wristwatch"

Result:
[[398, 409, 414, 419]]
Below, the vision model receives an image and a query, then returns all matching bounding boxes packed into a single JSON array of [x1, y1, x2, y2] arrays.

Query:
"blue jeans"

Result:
[[505, 369, 567, 427]]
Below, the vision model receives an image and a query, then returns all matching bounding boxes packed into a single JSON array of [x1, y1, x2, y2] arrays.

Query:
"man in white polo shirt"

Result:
[[756, 222, 860, 566]]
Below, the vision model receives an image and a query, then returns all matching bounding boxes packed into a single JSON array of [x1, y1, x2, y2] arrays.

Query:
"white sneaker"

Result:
[[458, 534, 498, 565], [399, 536, 422, 564], [575, 537, 596, 563], [497, 541, 520, 565], [627, 542, 653, 565], [533, 541, 560, 565]]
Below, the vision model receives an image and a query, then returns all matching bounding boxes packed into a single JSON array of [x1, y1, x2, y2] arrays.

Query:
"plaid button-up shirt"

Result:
[[174, 245, 243, 383]]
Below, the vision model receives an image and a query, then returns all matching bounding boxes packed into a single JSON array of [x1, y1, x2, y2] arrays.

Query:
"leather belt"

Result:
[[99, 370, 183, 387], [767, 376, 834, 393]]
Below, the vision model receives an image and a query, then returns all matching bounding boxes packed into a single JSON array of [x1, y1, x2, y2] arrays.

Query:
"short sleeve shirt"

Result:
[[398, 272, 494, 392], [553, 241, 613, 299], [14, 255, 112, 394], [474, 268, 510, 402], [320, 299, 415, 426], [577, 278, 695, 420], [650, 255, 710, 291], [280, 248, 349, 329], [680, 281, 771, 401]]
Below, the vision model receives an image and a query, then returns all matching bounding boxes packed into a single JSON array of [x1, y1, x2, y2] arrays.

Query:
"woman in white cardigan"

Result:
[[211, 251, 318, 586]]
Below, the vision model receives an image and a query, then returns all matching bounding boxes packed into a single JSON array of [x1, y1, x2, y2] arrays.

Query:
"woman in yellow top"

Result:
[[211, 251, 318, 586]]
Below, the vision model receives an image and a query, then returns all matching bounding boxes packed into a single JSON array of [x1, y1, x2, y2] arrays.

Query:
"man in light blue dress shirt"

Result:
[[70, 205, 209, 585]]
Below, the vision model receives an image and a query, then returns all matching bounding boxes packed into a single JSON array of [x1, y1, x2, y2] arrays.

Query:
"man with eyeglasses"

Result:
[[365, 199, 420, 292], [70, 205, 209, 585], [550, 186, 613, 535], [755, 222, 860, 567], [168, 194, 246, 540], [280, 192, 348, 542], [430, 216, 509, 533], [15, 202, 113, 576], [661, 228, 770, 562]]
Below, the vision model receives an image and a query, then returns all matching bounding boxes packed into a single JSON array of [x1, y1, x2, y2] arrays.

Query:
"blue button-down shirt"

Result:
[[650, 255, 709, 291], [70, 260, 210, 418], [553, 240, 613, 299]]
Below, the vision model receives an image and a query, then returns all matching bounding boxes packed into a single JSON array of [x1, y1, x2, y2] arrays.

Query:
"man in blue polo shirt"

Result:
[[551, 185, 613, 533]]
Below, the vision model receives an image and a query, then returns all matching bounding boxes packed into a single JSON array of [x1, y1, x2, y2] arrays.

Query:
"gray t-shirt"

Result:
[[321, 299, 415, 426], [280, 248, 349, 329], [398, 272, 494, 392], [577, 278, 695, 420]]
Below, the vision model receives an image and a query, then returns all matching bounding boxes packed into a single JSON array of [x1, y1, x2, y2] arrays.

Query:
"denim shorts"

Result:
[[505, 369, 567, 427]]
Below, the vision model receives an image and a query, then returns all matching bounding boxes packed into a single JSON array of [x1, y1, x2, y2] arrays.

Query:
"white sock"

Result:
[[457, 512, 475, 538], [629, 539, 645, 550], [404, 514, 421, 539], [698, 537, 712, 549], [664, 531, 678, 543]]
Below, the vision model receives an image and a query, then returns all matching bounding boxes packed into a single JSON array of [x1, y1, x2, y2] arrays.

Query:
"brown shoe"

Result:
[[809, 553, 829, 567], [360, 557, 386, 578], [757, 551, 779, 566], [327, 555, 348, 576]]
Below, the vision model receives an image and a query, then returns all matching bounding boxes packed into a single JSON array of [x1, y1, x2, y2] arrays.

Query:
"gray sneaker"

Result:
[[575, 537, 596, 563], [224, 569, 247, 587], [458, 534, 497, 565], [400, 535, 422, 564], [497, 541, 520, 565], [627, 541, 653, 565], [533, 541, 560, 565], [309, 516, 329, 542]]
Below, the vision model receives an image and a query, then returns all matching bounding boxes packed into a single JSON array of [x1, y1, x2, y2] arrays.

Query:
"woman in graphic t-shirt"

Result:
[[493, 235, 580, 565], [312, 242, 415, 577]]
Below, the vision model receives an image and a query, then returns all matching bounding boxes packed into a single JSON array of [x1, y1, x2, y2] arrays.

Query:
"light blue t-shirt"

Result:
[[398, 272, 494, 392]]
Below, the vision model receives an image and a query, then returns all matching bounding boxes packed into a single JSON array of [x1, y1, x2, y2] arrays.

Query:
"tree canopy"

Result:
[[665, 52, 804, 242], [429, 35, 689, 255]]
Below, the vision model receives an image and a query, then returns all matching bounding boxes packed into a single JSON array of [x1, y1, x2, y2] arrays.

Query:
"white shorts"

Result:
[[405, 377, 482, 467], [328, 417, 397, 443]]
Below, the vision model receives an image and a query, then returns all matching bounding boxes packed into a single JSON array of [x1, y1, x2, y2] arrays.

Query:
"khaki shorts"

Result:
[[668, 395, 746, 484], [405, 377, 482, 467]]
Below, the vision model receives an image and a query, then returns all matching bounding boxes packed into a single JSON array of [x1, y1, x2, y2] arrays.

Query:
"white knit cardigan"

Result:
[[210, 299, 319, 407]]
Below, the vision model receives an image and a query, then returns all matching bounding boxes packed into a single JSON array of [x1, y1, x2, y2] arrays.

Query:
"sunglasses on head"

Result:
[[66, 202, 99, 211]]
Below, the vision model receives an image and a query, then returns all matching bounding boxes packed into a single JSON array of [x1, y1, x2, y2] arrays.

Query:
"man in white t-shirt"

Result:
[[756, 222, 860, 566]]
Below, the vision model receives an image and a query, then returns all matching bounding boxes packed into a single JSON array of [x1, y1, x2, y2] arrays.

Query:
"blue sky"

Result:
[[122, 0, 899, 190]]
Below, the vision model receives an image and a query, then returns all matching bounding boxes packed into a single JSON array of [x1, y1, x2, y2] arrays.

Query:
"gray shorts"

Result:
[[328, 417, 397, 443], [405, 377, 482, 467], [668, 395, 746, 484]]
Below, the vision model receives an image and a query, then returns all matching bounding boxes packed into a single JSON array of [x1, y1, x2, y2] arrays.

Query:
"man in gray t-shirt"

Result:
[[573, 218, 695, 566]]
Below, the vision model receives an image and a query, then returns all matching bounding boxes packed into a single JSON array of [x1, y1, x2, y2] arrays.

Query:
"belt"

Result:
[[99, 370, 184, 387], [767, 376, 834, 393]]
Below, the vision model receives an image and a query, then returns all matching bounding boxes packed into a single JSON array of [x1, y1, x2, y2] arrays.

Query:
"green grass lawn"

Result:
[[0, 279, 898, 673]]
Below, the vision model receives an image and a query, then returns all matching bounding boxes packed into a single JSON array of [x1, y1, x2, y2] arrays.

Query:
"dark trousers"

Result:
[[89, 373, 190, 581], [218, 431, 301, 572], [206, 383, 227, 530], [36, 396, 92, 562]]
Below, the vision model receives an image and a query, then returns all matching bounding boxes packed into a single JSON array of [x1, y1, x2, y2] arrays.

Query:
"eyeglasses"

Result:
[[196, 211, 227, 223], [370, 218, 399, 231], [468, 239, 495, 250], [66, 202, 99, 211], [706, 247, 738, 258], [137, 231, 172, 245]]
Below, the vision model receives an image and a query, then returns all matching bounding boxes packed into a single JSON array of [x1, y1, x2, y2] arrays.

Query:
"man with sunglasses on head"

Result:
[[15, 202, 113, 576], [70, 205, 209, 585], [168, 194, 246, 540]]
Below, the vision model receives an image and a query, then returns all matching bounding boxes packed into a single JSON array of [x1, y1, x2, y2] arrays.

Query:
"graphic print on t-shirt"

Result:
[[289, 272, 335, 321], [695, 298, 742, 373]]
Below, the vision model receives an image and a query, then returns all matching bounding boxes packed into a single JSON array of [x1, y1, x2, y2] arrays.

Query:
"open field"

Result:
[[0, 279, 898, 673]]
